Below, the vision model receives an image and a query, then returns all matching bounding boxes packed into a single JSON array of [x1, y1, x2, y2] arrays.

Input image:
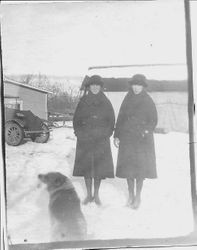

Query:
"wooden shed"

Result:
[[3, 78, 51, 120]]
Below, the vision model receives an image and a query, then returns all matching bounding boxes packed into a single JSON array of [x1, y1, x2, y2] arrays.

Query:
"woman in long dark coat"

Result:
[[73, 75, 115, 206], [114, 74, 158, 209]]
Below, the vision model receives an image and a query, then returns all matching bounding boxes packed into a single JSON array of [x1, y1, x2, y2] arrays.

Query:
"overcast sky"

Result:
[[0, 0, 189, 79]]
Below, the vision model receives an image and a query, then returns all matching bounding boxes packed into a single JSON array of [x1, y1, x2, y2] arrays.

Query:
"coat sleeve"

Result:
[[106, 100, 115, 137], [91, 97, 116, 140], [73, 98, 92, 141], [143, 96, 158, 133], [113, 94, 129, 138], [73, 99, 83, 135]]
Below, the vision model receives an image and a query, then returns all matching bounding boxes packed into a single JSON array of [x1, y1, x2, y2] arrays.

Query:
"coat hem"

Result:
[[73, 174, 114, 179]]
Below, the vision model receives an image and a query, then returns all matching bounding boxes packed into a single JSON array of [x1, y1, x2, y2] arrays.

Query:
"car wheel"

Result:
[[33, 124, 50, 143], [5, 122, 24, 146]]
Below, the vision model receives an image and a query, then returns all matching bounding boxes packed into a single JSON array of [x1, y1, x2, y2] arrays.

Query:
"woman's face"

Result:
[[90, 84, 101, 95], [132, 84, 143, 95]]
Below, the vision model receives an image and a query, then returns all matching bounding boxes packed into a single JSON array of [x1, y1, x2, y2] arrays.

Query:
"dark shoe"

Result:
[[82, 196, 94, 205], [126, 196, 135, 207], [94, 196, 102, 206], [132, 197, 141, 209]]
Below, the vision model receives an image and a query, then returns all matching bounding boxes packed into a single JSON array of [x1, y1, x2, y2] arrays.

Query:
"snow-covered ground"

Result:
[[5, 123, 194, 244]]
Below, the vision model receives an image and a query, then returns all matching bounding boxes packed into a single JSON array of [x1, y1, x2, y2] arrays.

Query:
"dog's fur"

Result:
[[38, 172, 87, 241]]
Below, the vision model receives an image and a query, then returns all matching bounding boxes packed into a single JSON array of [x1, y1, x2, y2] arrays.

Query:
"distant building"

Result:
[[4, 78, 52, 119]]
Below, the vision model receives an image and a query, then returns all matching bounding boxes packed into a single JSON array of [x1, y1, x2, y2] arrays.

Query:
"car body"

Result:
[[4, 107, 51, 146]]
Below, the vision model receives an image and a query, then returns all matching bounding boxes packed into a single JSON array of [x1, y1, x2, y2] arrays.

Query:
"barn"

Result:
[[3, 78, 51, 120], [81, 74, 188, 133]]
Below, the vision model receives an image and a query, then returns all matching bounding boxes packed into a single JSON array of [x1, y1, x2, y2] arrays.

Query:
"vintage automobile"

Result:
[[4, 107, 51, 146]]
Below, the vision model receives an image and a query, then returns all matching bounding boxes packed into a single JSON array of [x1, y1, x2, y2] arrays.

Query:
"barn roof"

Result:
[[4, 77, 53, 94], [81, 76, 187, 92]]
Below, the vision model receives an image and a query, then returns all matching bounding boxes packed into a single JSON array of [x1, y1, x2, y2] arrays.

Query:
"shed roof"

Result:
[[4, 77, 53, 94]]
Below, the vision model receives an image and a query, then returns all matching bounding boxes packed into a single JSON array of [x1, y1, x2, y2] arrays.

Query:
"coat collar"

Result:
[[128, 89, 146, 98], [84, 91, 105, 106]]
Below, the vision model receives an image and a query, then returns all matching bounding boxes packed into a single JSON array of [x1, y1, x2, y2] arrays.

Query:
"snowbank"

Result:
[[5, 127, 193, 244]]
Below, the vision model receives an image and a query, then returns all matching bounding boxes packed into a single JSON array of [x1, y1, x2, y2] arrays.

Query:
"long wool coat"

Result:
[[114, 89, 158, 179], [73, 91, 115, 179]]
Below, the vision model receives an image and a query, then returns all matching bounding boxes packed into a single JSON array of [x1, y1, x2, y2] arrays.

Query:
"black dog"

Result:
[[38, 172, 87, 241]]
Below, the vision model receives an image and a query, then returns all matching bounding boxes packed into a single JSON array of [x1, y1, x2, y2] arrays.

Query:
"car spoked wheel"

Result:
[[5, 122, 24, 146], [32, 124, 50, 143]]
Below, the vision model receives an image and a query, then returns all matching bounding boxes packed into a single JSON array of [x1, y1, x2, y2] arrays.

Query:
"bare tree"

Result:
[[19, 74, 35, 85]]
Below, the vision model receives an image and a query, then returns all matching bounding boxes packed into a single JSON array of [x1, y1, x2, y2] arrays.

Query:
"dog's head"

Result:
[[38, 172, 72, 191]]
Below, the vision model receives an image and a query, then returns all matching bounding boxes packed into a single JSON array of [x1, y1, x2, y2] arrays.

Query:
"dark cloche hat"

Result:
[[128, 74, 147, 87], [85, 75, 104, 88]]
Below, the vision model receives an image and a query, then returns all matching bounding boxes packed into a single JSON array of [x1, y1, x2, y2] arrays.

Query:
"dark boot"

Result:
[[82, 196, 94, 205], [132, 196, 141, 209], [83, 178, 93, 205], [132, 178, 143, 209], [94, 178, 102, 206], [126, 178, 135, 207]]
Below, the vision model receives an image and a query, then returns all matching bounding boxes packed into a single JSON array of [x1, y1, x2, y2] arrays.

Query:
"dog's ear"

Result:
[[38, 174, 46, 182], [54, 174, 66, 187], [38, 174, 43, 180]]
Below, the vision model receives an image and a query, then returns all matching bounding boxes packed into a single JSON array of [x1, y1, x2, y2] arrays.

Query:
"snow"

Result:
[[5, 125, 194, 244]]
